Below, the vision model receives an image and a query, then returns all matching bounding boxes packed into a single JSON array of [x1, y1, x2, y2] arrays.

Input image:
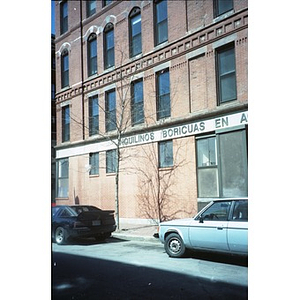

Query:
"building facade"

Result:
[[54, 0, 248, 224]]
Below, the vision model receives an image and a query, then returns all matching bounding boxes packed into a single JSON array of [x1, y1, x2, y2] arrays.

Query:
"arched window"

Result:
[[104, 23, 114, 69], [61, 49, 69, 88], [129, 7, 142, 57], [87, 33, 97, 76]]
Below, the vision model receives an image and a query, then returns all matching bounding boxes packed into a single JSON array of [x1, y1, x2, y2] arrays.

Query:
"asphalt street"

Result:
[[52, 237, 248, 300]]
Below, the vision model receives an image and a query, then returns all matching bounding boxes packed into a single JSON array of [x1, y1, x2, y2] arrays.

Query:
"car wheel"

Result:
[[165, 233, 186, 258], [55, 227, 67, 245]]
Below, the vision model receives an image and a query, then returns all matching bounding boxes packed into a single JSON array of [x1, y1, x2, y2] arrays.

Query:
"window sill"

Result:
[[106, 172, 116, 177], [213, 10, 234, 23], [55, 197, 69, 201], [159, 166, 173, 171], [89, 174, 99, 178]]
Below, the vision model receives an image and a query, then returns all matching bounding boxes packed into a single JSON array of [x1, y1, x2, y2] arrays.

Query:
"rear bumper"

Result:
[[69, 225, 117, 238]]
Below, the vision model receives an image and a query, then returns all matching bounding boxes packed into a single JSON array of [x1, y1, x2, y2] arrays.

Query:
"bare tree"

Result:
[[134, 140, 193, 224]]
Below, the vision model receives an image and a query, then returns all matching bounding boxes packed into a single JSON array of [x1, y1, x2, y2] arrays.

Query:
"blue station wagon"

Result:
[[158, 198, 248, 257]]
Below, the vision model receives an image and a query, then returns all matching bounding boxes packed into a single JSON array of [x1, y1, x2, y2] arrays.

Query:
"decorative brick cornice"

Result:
[[55, 8, 248, 105]]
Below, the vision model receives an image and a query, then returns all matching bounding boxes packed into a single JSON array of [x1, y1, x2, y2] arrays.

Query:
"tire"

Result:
[[55, 227, 68, 245], [164, 233, 186, 258]]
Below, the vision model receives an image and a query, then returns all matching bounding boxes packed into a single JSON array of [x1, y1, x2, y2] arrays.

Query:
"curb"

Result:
[[112, 232, 160, 243]]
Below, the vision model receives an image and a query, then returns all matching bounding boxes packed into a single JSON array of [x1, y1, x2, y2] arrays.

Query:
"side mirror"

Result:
[[199, 216, 204, 223]]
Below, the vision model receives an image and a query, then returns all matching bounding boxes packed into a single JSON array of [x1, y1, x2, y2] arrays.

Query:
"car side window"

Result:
[[231, 200, 248, 221], [201, 201, 231, 221], [59, 208, 72, 217]]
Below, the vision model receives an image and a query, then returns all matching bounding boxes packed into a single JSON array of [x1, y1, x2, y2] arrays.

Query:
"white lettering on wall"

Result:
[[56, 111, 248, 158]]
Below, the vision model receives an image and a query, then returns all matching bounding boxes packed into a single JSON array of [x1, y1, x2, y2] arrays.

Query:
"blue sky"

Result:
[[51, 0, 55, 34]]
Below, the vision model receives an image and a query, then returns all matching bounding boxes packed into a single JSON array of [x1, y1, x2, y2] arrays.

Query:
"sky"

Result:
[[51, 0, 55, 34]]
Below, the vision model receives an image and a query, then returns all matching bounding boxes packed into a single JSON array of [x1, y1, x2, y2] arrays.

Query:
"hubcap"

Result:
[[56, 229, 64, 243], [169, 239, 181, 254]]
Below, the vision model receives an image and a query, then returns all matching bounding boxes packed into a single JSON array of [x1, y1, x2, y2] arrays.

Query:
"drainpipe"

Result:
[[80, 0, 85, 140]]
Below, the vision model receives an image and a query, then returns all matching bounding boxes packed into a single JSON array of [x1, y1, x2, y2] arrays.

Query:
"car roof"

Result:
[[210, 198, 248, 202]]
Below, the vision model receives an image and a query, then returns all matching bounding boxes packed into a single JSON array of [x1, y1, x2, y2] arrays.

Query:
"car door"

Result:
[[189, 201, 232, 251], [227, 200, 248, 254]]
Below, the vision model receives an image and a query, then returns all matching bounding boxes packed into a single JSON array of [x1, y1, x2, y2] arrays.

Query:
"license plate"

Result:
[[92, 220, 101, 226]]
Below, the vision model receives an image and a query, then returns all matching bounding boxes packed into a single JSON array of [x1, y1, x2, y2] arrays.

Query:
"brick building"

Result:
[[54, 0, 248, 225]]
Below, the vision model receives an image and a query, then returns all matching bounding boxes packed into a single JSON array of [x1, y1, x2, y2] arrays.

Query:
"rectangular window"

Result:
[[61, 51, 69, 88], [56, 158, 69, 198], [159, 140, 173, 168], [88, 35, 97, 76], [157, 69, 170, 120], [130, 10, 142, 57], [87, 0, 96, 17], [103, 0, 112, 7], [154, 0, 168, 46], [89, 152, 99, 175], [214, 0, 233, 17], [196, 130, 248, 199], [218, 130, 248, 197], [60, 1, 68, 35], [105, 90, 116, 132], [62, 105, 70, 142], [106, 149, 116, 173], [89, 95, 99, 136], [216, 44, 237, 104], [104, 27, 115, 69], [196, 137, 219, 198], [131, 79, 144, 125]]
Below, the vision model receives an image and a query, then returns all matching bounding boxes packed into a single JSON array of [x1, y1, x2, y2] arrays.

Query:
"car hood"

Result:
[[160, 218, 194, 227]]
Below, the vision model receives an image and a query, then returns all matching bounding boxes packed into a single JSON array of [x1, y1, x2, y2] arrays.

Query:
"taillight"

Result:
[[73, 221, 84, 228]]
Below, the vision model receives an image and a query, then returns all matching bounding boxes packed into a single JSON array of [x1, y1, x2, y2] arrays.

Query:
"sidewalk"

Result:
[[112, 223, 160, 243]]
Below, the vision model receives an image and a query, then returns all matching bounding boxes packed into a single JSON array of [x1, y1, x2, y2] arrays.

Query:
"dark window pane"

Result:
[[89, 152, 99, 175], [220, 73, 237, 102], [89, 96, 99, 136], [61, 52, 69, 88], [130, 12, 142, 57], [131, 80, 144, 125], [104, 28, 114, 69], [88, 36, 97, 76], [217, 45, 237, 103], [106, 149, 116, 173], [231, 200, 248, 221], [60, 1, 68, 34], [155, 0, 168, 45], [105, 90, 116, 131], [87, 0, 96, 17], [202, 201, 231, 221], [62, 106, 70, 142], [159, 140, 173, 168], [215, 0, 233, 16], [157, 70, 170, 119]]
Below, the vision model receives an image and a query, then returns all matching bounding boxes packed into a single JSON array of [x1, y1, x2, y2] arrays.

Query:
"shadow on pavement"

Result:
[[52, 252, 247, 300], [53, 236, 129, 246], [187, 250, 248, 267]]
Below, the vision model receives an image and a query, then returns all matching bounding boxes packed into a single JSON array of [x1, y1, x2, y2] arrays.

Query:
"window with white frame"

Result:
[[56, 158, 69, 198]]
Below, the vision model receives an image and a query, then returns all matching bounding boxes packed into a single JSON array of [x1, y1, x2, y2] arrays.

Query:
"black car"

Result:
[[52, 205, 116, 244]]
